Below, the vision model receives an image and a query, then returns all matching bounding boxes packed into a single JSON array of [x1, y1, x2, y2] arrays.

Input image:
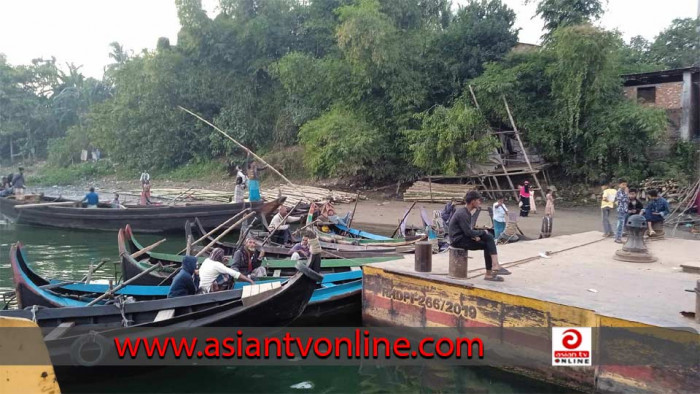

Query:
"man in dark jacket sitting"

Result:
[[448, 191, 510, 282], [168, 256, 199, 298], [231, 238, 267, 278]]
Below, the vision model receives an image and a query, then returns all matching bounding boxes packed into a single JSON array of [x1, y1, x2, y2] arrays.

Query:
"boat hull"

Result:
[[0, 196, 284, 233]]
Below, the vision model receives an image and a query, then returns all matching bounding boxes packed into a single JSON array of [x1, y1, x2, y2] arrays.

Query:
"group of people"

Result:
[[0, 167, 25, 198], [168, 235, 310, 298], [232, 160, 267, 203], [601, 179, 668, 242]]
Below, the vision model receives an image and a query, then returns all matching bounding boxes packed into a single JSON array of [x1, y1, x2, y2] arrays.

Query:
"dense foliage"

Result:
[[0, 0, 697, 183]]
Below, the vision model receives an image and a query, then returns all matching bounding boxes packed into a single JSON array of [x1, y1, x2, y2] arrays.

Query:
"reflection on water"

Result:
[[0, 223, 569, 393], [64, 365, 570, 393]]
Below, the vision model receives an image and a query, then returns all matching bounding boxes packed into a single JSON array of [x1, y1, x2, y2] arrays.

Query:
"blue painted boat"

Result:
[[331, 223, 394, 241], [9, 243, 362, 326]]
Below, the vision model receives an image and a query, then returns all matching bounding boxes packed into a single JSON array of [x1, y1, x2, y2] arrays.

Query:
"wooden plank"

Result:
[[44, 322, 75, 341], [14, 201, 77, 209], [351, 267, 362, 271], [154, 308, 175, 322], [242, 285, 252, 298]]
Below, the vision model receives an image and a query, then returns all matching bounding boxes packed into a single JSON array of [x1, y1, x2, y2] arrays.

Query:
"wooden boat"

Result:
[[0, 242, 322, 367], [185, 219, 403, 259], [316, 230, 427, 247], [0, 194, 285, 233], [121, 227, 397, 285], [8, 243, 363, 327]]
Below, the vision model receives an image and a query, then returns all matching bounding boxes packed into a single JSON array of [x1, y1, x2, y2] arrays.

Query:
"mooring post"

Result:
[[448, 247, 468, 279], [414, 242, 432, 273]]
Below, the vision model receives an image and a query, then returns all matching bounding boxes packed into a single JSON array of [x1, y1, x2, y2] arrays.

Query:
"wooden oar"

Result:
[[130, 238, 166, 260], [158, 211, 256, 286], [391, 202, 417, 238], [260, 201, 302, 246], [80, 259, 110, 282], [346, 192, 360, 229], [186, 235, 193, 255], [196, 211, 256, 257], [14, 201, 77, 209], [177, 210, 250, 254], [236, 217, 258, 249], [87, 263, 163, 306]]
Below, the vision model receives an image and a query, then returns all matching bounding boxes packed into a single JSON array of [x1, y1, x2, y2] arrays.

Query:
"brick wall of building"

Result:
[[624, 82, 683, 109]]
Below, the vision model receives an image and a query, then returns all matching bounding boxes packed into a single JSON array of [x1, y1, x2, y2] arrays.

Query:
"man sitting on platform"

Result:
[[268, 206, 301, 245], [448, 191, 511, 282], [642, 189, 669, 237], [231, 238, 268, 278]]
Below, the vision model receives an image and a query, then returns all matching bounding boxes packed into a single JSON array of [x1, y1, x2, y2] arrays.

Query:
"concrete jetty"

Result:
[[362, 231, 699, 392]]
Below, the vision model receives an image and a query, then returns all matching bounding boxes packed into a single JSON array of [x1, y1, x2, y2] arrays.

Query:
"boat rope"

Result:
[[30, 304, 38, 323], [115, 296, 133, 327]]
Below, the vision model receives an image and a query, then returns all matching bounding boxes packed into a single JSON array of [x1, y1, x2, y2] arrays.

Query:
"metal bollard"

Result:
[[414, 242, 432, 272], [448, 247, 468, 279]]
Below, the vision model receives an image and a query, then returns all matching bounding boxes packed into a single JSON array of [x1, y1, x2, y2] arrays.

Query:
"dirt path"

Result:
[[340, 200, 603, 239]]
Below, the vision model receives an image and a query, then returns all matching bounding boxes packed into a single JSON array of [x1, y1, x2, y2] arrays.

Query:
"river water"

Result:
[[0, 223, 569, 393]]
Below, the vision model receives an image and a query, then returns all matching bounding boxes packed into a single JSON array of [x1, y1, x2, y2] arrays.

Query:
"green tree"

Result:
[[529, 0, 604, 40], [648, 18, 700, 69]]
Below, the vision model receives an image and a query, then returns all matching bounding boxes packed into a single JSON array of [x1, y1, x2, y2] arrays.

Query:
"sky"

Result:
[[0, 0, 696, 78]]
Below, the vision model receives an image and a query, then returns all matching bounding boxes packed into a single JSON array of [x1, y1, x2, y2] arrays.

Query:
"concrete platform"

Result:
[[368, 231, 699, 329], [362, 231, 700, 392]]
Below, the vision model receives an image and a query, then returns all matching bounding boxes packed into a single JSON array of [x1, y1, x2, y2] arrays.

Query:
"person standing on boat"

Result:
[[168, 256, 200, 298], [82, 187, 100, 208], [518, 181, 531, 217], [232, 238, 267, 278], [11, 167, 25, 199], [140, 180, 152, 205], [246, 160, 266, 202], [290, 236, 310, 260], [233, 165, 247, 203], [140, 170, 150, 186], [268, 206, 301, 245], [199, 248, 254, 293], [449, 191, 511, 282]]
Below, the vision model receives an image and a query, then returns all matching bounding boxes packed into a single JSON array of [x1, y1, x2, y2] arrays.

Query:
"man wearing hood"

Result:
[[168, 256, 200, 298]]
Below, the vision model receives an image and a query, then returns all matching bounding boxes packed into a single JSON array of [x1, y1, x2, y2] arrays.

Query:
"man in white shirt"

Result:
[[492, 195, 508, 240], [268, 206, 301, 245], [198, 248, 254, 293]]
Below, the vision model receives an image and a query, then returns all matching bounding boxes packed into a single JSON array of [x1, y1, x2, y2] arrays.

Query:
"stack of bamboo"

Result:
[[129, 188, 233, 203], [403, 181, 476, 202], [261, 185, 363, 207], [640, 178, 690, 202]]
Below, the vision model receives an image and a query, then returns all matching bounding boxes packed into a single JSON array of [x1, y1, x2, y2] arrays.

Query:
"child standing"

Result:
[[601, 182, 617, 237], [545, 189, 555, 217], [492, 195, 508, 240], [614, 179, 629, 244]]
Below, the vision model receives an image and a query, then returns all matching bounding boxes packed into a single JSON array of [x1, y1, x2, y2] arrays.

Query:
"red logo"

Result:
[[561, 329, 582, 349]]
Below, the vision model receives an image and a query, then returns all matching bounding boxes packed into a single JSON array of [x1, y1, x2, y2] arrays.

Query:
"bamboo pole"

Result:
[[169, 187, 194, 206], [14, 201, 77, 209], [346, 193, 361, 229], [391, 202, 417, 238], [469, 85, 518, 200], [80, 259, 110, 282], [260, 201, 302, 246], [177, 210, 250, 254], [503, 96, 546, 200], [130, 238, 167, 260], [196, 211, 256, 257], [178, 106, 310, 201], [87, 263, 163, 306]]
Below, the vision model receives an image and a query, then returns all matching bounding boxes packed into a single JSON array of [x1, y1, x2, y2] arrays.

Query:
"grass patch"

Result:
[[32, 161, 117, 186]]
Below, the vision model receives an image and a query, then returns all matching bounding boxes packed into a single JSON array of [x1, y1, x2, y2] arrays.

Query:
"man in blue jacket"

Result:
[[168, 256, 200, 298]]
